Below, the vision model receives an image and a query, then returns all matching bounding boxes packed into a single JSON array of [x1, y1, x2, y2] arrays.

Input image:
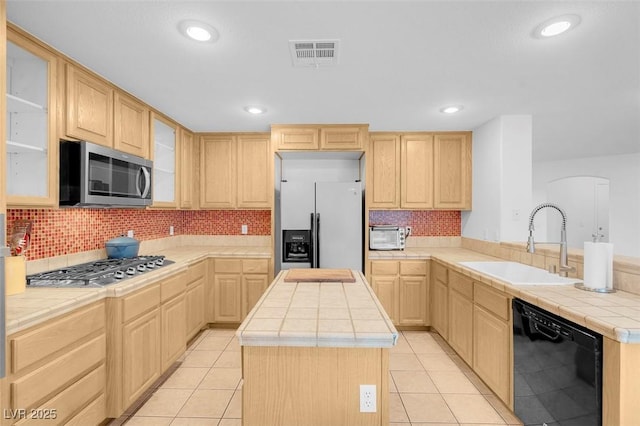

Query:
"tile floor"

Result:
[[119, 328, 523, 426]]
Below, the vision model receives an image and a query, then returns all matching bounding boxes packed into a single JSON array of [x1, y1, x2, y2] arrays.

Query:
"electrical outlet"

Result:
[[169, 226, 174, 236], [359, 384, 376, 413], [241, 224, 248, 235], [405, 226, 412, 236], [127, 230, 134, 238]]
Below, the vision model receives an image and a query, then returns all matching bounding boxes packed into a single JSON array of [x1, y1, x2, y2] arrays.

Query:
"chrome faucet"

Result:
[[527, 203, 576, 277]]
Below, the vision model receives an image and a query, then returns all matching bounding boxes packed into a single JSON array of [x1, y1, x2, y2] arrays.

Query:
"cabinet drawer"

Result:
[[123, 284, 160, 323], [243, 259, 269, 274], [449, 271, 473, 299], [215, 259, 242, 273], [371, 261, 398, 275], [433, 262, 448, 284], [186, 261, 207, 284], [11, 335, 105, 410], [400, 261, 427, 276], [474, 283, 510, 321], [15, 364, 105, 426], [11, 302, 105, 374], [161, 272, 187, 303], [65, 393, 106, 426], [320, 127, 364, 150]]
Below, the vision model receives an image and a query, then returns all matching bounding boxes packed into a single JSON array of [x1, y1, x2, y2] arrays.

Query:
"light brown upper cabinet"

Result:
[[368, 131, 471, 210], [66, 63, 153, 160], [200, 133, 271, 209], [368, 133, 400, 208], [434, 133, 472, 209], [65, 64, 114, 147], [179, 127, 195, 209], [6, 26, 58, 208], [114, 91, 150, 158], [272, 124, 367, 151], [401, 134, 434, 209], [237, 134, 271, 208], [151, 113, 179, 208]]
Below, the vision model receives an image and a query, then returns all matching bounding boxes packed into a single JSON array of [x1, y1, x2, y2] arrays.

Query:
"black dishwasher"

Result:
[[512, 298, 603, 426]]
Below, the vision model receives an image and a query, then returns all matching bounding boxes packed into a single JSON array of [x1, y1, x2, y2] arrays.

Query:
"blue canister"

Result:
[[105, 236, 140, 259]]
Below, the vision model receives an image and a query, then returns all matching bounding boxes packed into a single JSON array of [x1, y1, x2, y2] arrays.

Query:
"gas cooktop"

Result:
[[26, 255, 174, 288]]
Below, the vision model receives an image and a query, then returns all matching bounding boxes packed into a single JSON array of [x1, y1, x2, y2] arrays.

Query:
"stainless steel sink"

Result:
[[459, 261, 580, 286]]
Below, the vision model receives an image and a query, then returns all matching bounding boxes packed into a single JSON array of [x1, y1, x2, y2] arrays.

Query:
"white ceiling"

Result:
[[6, 1, 640, 162]]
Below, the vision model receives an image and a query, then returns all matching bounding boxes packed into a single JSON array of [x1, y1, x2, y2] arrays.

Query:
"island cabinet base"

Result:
[[241, 346, 389, 426], [603, 337, 640, 426]]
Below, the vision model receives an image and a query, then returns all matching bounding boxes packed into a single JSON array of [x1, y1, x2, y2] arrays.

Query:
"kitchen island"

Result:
[[236, 269, 398, 426]]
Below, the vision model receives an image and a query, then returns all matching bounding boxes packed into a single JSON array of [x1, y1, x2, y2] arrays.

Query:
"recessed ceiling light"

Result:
[[179, 20, 219, 43], [533, 14, 581, 39], [244, 105, 267, 115], [440, 105, 464, 114]]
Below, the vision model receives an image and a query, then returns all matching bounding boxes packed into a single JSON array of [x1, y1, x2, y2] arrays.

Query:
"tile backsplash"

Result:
[[7, 209, 271, 260], [369, 210, 461, 236], [8, 208, 457, 261]]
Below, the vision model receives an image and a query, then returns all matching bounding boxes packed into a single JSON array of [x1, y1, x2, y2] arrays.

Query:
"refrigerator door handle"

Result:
[[310, 212, 315, 268], [316, 213, 320, 269]]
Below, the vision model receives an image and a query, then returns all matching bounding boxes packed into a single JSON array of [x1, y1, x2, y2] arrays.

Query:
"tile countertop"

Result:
[[370, 248, 640, 344], [236, 270, 399, 348], [6, 245, 271, 335]]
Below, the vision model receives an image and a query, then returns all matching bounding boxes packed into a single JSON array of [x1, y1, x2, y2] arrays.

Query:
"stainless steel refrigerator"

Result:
[[280, 181, 362, 271]]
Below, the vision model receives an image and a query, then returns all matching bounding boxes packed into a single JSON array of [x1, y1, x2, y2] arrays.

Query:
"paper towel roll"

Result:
[[583, 242, 613, 290]]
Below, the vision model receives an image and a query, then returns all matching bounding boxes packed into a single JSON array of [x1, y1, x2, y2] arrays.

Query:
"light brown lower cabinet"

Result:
[[369, 260, 428, 326], [472, 283, 511, 406], [122, 307, 161, 409], [430, 263, 512, 407], [212, 258, 270, 323], [186, 261, 207, 340], [242, 274, 270, 318], [1, 302, 107, 426], [108, 270, 188, 418], [430, 263, 449, 339], [448, 290, 473, 365]]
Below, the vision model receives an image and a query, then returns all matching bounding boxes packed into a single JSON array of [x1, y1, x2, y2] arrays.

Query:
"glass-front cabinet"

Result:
[[151, 113, 179, 207], [6, 28, 57, 206]]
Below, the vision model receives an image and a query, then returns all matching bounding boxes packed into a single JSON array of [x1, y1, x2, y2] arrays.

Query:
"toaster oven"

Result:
[[369, 226, 407, 250]]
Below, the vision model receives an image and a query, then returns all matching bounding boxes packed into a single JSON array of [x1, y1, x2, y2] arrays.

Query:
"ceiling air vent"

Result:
[[289, 40, 340, 68]]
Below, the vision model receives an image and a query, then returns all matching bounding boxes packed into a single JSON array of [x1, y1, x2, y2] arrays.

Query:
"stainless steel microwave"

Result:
[[59, 140, 152, 207], [369, 225, 407, 250]]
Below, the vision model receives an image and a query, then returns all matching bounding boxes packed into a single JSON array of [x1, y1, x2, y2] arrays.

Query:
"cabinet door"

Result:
[[113, 91, 149, 158], [320, 126, 364, 150], [242, 274, 269, 318], [473, 305, 510, 404], [273, 127, 319, 150], [161, 295, 186, 371], [368, 134, 400, 208], [371, 275, 398, 324], [179, 127, 195, 209], [237, 134, 271, 208], [186, 280, 205, 340], [66, 64, 113, 147], [401, 134, 434, 209], [399, 275, 427, 326], [434, 133, 472, 209], [200, 135, 236, 209], [6, 30, 58, 207], [449, 290, 473, 365], [122, 309, 160, 408], [214, 273, 242, 322], [151, 113, 179, 207], [431, 279, 448, 339]]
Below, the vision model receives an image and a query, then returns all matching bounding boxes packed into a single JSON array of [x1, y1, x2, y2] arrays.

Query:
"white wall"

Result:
[[533, 153, 640, 257], [462, 115, 532, 242]]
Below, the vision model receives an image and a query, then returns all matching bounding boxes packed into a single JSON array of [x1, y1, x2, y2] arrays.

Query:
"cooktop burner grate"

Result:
[[27, 255, 173, 287]]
